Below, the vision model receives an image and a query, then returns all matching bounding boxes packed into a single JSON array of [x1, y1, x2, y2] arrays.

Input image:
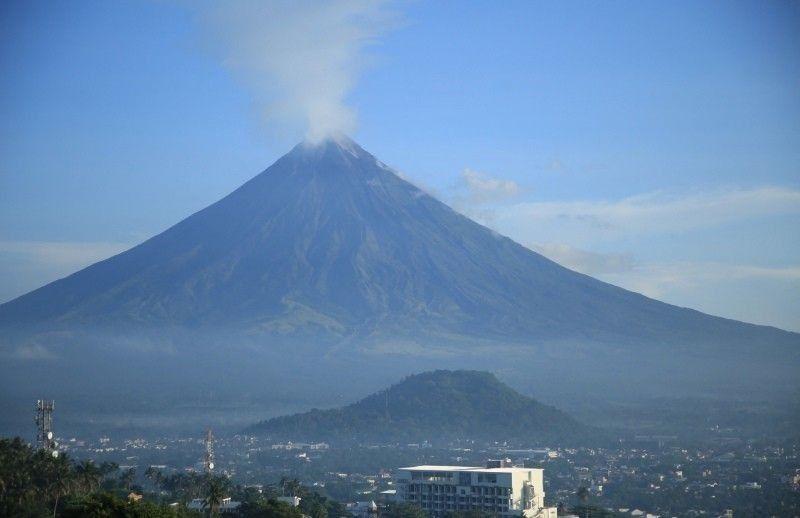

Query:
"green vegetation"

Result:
[[250, 370, 598, 445], [275, 477, 348, 518], [60, 493, 187, 517], [0, 437, 186, 517], [0, 437, 345, 517], [238, 499, 304, 518]]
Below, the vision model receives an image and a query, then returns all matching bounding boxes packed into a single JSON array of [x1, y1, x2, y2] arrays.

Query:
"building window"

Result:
[[477, 473, 498, 484]]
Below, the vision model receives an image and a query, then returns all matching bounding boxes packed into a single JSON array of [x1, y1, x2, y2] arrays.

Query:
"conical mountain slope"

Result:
[[0, 136, 797, 353]]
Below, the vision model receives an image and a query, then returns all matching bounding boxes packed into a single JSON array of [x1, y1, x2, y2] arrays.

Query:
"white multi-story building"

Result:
[[394, 462, 557, 518]]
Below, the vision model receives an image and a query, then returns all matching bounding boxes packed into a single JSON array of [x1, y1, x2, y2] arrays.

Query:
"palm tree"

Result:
[[4, 438, 37, 510], [75, 460, 101, 494], [144, 466, 163, 491], [263, 482, 280, 499], [283, 477, 302, 497], [99, 461, 119, 477], [203, 476, 227, 516], [43, 453, 73, 518], [98, 461, 119, 489], [120, 467, 136, 490]]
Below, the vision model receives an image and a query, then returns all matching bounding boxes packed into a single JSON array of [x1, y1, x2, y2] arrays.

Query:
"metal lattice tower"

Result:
[[204, 429, 214, 474], [35, 399, 56, 454]]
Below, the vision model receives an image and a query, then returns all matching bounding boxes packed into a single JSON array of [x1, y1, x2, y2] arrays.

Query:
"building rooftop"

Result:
[[399, 465, 542, 474]]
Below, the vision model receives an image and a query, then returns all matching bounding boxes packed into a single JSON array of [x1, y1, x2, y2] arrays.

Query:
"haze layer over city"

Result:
[[1, 1, 798, 517]]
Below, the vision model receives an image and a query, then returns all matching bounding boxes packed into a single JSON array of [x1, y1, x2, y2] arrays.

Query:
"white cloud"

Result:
[[529, 241, 800, 331], [449, 168, 523, 225], [451, 180, 800, 327], [0, 240, 130, 268], [529, 242, 800, 291], [9, 344, 57, 361], [602, 260, 800, 331], [605, 261, 800, 298], [460, 168, 522, 203], [528, 243, 636, 275], [506, 185, 800, 332], [195, 0, 401, 143], [0, 240, 131, 303], [495, 186, 800, 245]]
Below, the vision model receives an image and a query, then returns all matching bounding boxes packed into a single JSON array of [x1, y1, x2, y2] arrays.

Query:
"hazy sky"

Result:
[[1, 1, 799, 331]]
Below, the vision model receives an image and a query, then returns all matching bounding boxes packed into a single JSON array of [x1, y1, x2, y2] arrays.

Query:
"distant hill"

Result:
[[246, 370, 595, 445]]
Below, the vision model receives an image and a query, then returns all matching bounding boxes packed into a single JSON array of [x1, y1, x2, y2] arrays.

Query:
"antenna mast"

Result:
[[35, 399, 57, 455], [204, 429, 214, 475]]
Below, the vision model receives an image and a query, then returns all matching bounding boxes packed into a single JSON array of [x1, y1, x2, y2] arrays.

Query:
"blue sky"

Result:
[[1, 1, 799, 330]]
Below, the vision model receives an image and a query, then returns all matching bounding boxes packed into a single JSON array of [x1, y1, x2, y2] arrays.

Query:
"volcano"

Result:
[[1, 137, 798, 416]]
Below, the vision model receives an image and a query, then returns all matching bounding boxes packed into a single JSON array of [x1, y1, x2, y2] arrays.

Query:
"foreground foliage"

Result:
[[0, 437, 190, 517], [0, 437, 351, 517]]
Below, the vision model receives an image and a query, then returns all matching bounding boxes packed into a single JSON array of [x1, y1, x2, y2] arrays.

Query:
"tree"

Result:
[[75, 460, 102, 494], [120, 467, 137, 490], [62, 492, 193, 517], [99, 461, 119, 478], [204, 476, 228, 516], [239, 499, 305, 518], [97, 461, 119, 491], [144, 466, 163, 491], [280, 477, 302, 497], [39, 449, 74, 517], [0, 437, 198, 517]]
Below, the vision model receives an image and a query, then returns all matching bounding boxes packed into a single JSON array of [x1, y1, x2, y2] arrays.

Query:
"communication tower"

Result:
[[35, 399, 57, 456], [204, 429, 214, 474]]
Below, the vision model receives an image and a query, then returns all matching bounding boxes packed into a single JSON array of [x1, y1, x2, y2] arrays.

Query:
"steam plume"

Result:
[[197, 0, 399, 143]]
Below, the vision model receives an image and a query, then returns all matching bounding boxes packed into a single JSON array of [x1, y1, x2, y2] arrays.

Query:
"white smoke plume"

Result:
[[196, 0, 400, 143]]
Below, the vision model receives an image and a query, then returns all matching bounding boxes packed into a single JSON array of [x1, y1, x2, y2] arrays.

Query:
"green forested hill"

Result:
[[248, 370, 595, 445]]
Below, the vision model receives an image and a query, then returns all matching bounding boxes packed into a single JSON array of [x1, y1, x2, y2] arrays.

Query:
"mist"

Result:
[[194, 0, 400, 143]]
